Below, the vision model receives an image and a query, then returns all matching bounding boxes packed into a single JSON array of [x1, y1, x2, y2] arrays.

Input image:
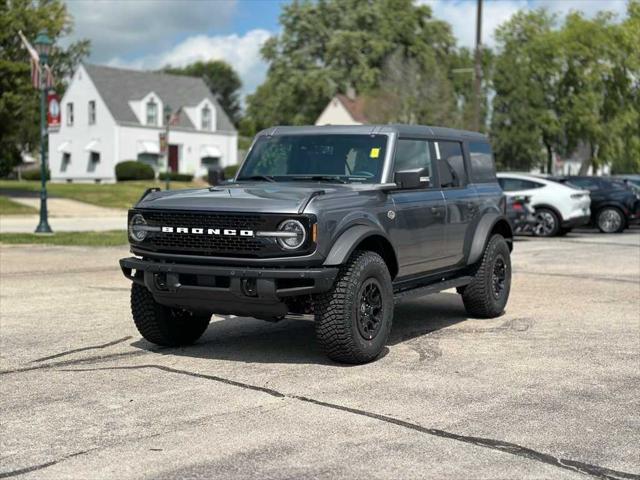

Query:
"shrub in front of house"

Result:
[[21, 168, 50, 181], [115, 161, 155, 181], [158, 172, 194, 182]]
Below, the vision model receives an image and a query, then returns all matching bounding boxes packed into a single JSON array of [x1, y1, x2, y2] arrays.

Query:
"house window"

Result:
[[201, 105, 211, 130], [147, 99, 157, 126], [61, 152, 71, 172], [88, 151, 100, 173], [66, 103, 74, 126], [88, 100, 96, 125]]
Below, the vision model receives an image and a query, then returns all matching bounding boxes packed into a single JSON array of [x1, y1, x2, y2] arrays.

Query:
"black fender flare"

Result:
[[323, 225, 396, 268], [467, 213, 513, 266]]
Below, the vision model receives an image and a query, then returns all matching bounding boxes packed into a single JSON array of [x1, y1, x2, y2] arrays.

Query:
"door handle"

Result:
[[431, 206, 444, 216]]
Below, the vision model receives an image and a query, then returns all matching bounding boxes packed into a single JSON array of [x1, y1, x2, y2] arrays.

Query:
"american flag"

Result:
[[18, 30, 54, 89]]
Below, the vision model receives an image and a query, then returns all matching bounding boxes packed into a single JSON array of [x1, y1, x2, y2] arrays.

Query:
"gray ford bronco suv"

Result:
[[120, 125, 512, 364]]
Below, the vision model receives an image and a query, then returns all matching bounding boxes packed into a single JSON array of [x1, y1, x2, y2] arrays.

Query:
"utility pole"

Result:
[[163, 104, 172, 190], [473, 0, 483, 132]]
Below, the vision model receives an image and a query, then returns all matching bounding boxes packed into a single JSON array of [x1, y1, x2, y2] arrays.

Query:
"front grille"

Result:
[[132, 210, 312, 258]]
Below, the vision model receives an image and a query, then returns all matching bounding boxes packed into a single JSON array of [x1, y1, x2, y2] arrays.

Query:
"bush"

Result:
[[158, 172, 194, 182], [21, 168, 50, 181], [224, 164, 239, 178], [115, 161, 154, 181]]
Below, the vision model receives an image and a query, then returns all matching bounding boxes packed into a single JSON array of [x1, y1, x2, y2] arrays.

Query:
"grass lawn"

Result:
[[0, 180, 204, 210], [0, 196, 38, 215], [0, 230, 128, 246]]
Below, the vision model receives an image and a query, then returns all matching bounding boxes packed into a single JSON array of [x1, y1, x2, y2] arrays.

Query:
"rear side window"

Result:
[[434, 141, 466, 187], [469, 142, 496, 183], [394, 139, 432, 178], [498, 178, 544, 192]]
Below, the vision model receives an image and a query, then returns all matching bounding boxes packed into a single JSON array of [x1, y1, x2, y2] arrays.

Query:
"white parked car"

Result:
[[497, 173, 591, 236]]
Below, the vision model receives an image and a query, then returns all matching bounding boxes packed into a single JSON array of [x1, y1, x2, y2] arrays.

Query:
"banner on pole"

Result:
[[47, 91, 60, 131], [159, 132, 167, 155]]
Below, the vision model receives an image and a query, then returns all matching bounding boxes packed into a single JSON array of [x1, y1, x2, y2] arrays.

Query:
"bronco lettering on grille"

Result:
[[161, 226, 254, 237]]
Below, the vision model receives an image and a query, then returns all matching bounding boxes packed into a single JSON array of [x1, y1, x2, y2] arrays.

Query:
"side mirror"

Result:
[[393, 168, 430, 189]]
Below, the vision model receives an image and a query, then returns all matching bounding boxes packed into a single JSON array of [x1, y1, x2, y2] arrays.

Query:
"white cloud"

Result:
[[108, 29, 273, 98], [64, 0, 238, 61], [419, 0, 629, 48]]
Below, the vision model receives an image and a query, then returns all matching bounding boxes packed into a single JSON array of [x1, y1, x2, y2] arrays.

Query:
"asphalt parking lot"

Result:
[[1, 229, 639, 480]]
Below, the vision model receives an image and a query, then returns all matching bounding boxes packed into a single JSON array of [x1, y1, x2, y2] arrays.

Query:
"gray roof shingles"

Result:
[[83, 63, 236, 132]]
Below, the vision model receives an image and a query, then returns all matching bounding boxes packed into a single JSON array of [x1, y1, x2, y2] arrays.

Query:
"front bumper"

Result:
[[120, 257, 338, 318]]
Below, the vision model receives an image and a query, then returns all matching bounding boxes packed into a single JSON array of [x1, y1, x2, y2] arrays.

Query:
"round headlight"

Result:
[[129, 213, 148, 242], [277, 219, 306, 250]]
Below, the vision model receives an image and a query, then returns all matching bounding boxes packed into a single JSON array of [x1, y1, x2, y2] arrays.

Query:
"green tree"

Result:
[[491, 3, 640, 174], [243, 0, 456, 134], [163, 60, 242, 126], [0, 0, 89, 177], [491, 10, 561, 171]]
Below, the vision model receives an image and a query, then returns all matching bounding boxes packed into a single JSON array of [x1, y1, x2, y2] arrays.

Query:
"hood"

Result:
[[135, 182, 351, 214]]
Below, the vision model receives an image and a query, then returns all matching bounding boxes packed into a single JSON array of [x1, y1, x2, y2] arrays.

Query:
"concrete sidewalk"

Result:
[[1, 198, 127, 233]]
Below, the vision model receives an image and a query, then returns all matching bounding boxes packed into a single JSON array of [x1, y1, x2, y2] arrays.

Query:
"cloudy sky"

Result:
[[63, 0, 629, 99]]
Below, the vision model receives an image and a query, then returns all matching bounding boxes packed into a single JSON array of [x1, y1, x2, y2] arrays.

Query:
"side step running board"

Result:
[[393, 276, 473, 304]]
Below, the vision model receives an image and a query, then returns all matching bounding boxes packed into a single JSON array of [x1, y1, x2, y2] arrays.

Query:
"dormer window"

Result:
[[146, 99, 158, 126], [201, 105, 211, 131]]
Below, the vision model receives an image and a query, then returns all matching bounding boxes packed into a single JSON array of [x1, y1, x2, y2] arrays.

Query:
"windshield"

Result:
[[237, 134, 388, 183]]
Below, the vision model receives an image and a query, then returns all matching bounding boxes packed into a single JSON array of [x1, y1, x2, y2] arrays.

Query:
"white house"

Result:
[[315, 93, 369, 126], [49, 64, 238, 183]]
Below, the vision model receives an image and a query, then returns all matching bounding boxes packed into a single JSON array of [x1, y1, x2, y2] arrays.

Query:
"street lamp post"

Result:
[[34, 31, 53, 234], [163, 104, 172, 191]]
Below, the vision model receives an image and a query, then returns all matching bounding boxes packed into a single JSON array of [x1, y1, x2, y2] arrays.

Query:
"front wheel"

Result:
[[461, 234, 511, 318], [597, 207, 625, 233], [131, 283, 210, 346], [314, 251, 393, 364]]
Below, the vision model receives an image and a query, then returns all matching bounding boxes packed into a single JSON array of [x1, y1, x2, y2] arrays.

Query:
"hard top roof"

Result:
[[257, 124, 487, 142]]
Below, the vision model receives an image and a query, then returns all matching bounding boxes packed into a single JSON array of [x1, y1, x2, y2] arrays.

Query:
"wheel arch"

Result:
[[466, 214, 513, 266], [533, 203, 563, 222], [323, 225, 399, 279]]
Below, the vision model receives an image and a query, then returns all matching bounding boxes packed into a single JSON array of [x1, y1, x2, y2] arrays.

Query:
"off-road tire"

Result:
[[461, 234, 511, 318], [533, 208, 560, 237], [131, 283, 210, 346], [315, 251, 393, 364], [596, 207, 625, 233]]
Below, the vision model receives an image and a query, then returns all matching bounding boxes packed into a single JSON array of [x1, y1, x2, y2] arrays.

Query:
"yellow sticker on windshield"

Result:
[[370, 148, 380, 158]]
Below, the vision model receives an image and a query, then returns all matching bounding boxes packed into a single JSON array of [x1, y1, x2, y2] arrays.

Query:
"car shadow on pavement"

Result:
[[131, 292, 469, 366]]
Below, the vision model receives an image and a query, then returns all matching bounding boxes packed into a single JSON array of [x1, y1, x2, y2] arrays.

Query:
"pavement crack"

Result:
[[0, 350, 149, 376], [0, 449, 92, 479], [62, 364, 285, 398], [31, 336, 132, 363], [60, 364, 639, 480]]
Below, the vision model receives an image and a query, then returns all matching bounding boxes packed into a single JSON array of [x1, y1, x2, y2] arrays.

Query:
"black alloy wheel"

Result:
[[356, 279, 384, 340]]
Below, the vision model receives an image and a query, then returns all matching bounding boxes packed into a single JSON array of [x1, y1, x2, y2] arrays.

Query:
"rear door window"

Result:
[[469, 142, 496, 183], [433, 141, 466, 187], [498, 178, 544, 191]]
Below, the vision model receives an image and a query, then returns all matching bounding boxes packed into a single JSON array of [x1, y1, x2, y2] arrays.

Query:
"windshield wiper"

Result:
[[236, 175, 276, 182], [286, 175, 349, 184]]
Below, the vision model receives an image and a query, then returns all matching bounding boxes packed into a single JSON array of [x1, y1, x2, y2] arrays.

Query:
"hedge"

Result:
[[158, 172, 194, 182], [115, 161, 154, 181], [21, 168, 50, 181]]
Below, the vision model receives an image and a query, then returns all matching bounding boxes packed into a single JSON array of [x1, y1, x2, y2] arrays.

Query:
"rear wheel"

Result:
[[596, 207, 625, 233], [314, 251, 393, 364], [131, 283, 210, 346], [461, 234, 511, 318], [533, 208, 560, 237]]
